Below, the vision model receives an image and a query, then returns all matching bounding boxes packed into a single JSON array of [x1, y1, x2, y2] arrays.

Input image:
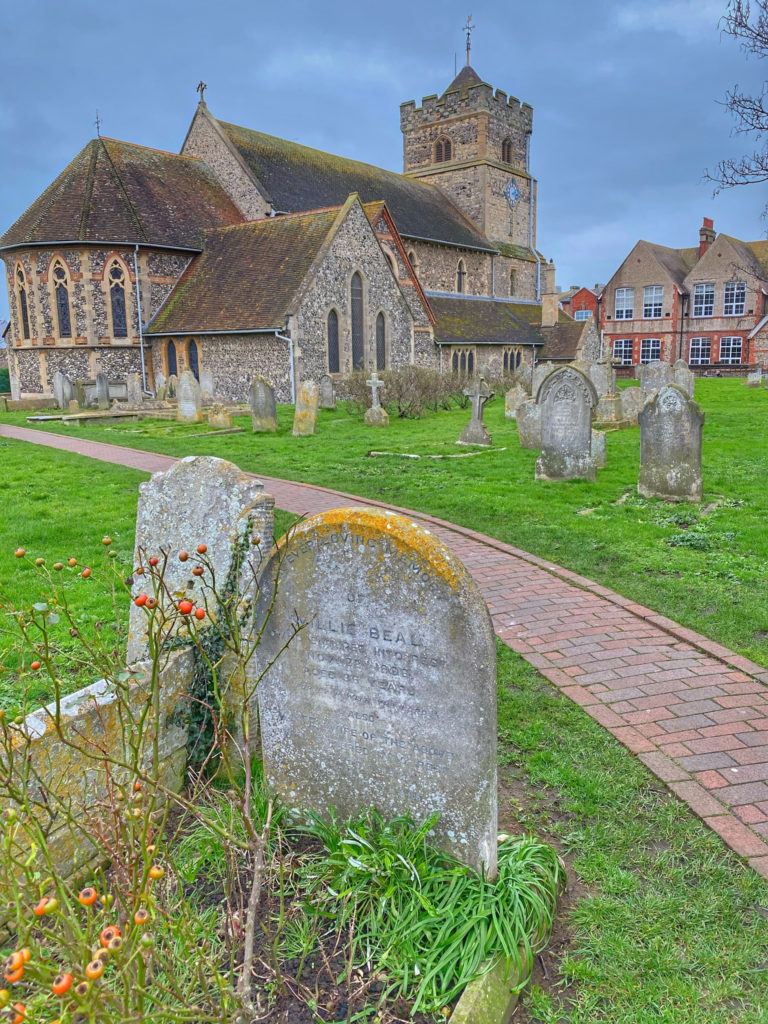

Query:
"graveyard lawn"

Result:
[[4, 377, 768, 664]]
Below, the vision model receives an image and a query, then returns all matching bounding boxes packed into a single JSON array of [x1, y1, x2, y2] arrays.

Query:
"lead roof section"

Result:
[[430, 295, 564, 346], [0, 138, 244, 250]]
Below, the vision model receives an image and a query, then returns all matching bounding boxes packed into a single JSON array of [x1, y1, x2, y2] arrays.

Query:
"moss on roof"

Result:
[[431, 296, 554, 346], [493, 242, 540, 262]]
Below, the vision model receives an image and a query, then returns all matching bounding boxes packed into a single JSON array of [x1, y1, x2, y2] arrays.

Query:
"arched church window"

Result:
[[452, 351, 459, 372], [460, 351, 466, 372], [188, 338, 200, 381], [467, 351, 474, 373], [167, 339, 177, 377], [108, 260, 128, 338], [435, 136, 452, 163], [376, 313, 386, 370], [16, 266, 30, 340], [384, 250, 397, 276], [351, 272, 364, 370], [52, 260, 72, 338], [327, 310, 340, 373], [502, 138, 513, 164], [457, 260, 466, 294]]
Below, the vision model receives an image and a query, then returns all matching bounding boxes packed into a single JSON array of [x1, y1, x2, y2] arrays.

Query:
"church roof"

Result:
[[538, 321, 590, 361], [0, 138, 243, 251], [430, 295, 553, 346], [214, 118, 494, 252], [146, 208, 340, 334], [443, 64, 485, 94]]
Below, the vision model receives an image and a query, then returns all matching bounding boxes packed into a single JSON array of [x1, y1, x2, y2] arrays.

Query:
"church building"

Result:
[[1, 61, 576, 403]]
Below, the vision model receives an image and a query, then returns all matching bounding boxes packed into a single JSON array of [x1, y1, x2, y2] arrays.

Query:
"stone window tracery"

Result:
[[435, 136, 452, 163], [503, 347, 521, 372], [52, 259, 72, 338], [15, 265, 30, 340], [108, 259, 128, 338], [327, 309, 340, 373], [451, 347, 475, 373]]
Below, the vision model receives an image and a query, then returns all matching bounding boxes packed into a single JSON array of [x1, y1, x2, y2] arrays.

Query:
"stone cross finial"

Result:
[[196, 80, 207, 103], [463, 374, 492, 422], [462, 14, 475, 66], [367, 371, 385, 410]]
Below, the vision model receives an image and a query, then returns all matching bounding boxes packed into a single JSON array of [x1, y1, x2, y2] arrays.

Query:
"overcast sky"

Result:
[[1, 0, 766, 322]]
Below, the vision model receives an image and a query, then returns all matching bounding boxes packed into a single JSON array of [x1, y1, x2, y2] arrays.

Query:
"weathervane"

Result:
[[196, 80, 207, 103], [462, 14, 475, 66], [94, 110, 102, 137]]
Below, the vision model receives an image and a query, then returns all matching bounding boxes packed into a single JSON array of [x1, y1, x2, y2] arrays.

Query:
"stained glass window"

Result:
[[53, 262, 71, 338], [16, 267, 29, 339], [376, 313, 386, 370], [351, 273, 364, 370], [109, 261, 127, 337], [327, 310, 339, 373]]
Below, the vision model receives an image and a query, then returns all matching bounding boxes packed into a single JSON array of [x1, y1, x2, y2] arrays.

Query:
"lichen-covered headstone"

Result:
[[155, 371, 167, 401], [67, 399, 80, 413], [504, 384, 527, 420], [199, 369, 214, 402], [293, 380, 319, 436], [532, 361, 556, 397], [319, 374, 336, 410], [638, 385, 704, 502], [458, 376, 493, 446], [535, 366, 598, 481], [255, 507, 498, 875], [640, 360, 672, 393], [176, 371, 203, 423], [53, 371, 74, 410], [595, 393, 625, 425], [95, 372, 110, 410], [591, 429, 607, 468], [364, 371, 389, 427], [126, 456, 275, 663], [167, 374, 178, 399], [673, 359, 695, 398], [74, 380, 87, 408], [126, 373, 143, 406], [620, 386, 646, 425], [208, 403, 233, 429], [516, 399, 541, 449], [589, 358, 616, 399], [249, 376, 278, 432]]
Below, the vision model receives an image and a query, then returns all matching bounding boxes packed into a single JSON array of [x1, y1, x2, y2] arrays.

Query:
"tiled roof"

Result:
[[643, 241, 699, 285], [215, 119, 494, 252], [443, 64, 485, 94], [538, 322, 588, 361], [430, 295, 554, 346], [0, 138, 243, 250], [721, 236, 768, 278], [147, 209, 338, 334]]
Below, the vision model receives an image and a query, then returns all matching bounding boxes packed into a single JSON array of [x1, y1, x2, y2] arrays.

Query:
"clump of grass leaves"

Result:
[[288, 808, 565, 1014]]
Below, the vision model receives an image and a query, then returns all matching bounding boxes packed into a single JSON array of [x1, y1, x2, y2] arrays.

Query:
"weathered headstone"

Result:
[[516, 399, 541, 449], [126, 372, 143, 406], [589, 358, 616, 399], [458, 376, 493, 446], [127, 456, 275, 664], [747, 370, 762, 388], [255, 507, 498, 875], [249, 376, 278, 433], [535, 366, 598, 481], [293, 380, 319, 436], [504, 384, 527, 420], [208, 403, 233, 429], [67, 399, 80, 414], [638, 385, 704, 502], [52, 371, 74, 410], [620, 386, 646, 426], [95, 372, 110, 410], [155, 371, 167, 401], [591, 429, 607, 468], [640, 360, 672, 393], [594, 393, 626, 426], [319, 373, 336, 410], [364, 371, 389, 427], [673, 359, 695, 398], [532, 361, 556, 397], [176, 371, 203, 423], [74, 380, 87, 408], [167, 374, 178, 399], [199, 368, 214, 402]]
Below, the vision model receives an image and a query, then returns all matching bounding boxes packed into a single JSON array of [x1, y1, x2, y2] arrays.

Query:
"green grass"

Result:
[[4, 377, 768, 663]]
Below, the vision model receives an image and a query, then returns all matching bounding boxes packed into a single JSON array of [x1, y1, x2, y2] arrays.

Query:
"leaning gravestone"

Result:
[[125, 373, 143, 406], [673, 359, 695, 398], [535, 366, 598, 481], [126, 456, 275, 664], [504, 384, 527, 420], [319, 373, 336, 410], [516, 399, 541, 449], [249, 376, 278, 433], [640, 360, 672, 393], [53, 371, 74, 410], [293, 380, 319, 436], [177, 371, 203, 423], [620, 386, 646, 426], [638, 385, 704, 502], [255, 507, 498, 875], [458, 376, 493, 446], [532, 361, 556, 397], [95, 372, 110, 410], [364, 371, 389, 427]]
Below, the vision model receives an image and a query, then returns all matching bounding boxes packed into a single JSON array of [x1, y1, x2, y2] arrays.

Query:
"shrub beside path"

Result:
[[5, 422, 768, 878]]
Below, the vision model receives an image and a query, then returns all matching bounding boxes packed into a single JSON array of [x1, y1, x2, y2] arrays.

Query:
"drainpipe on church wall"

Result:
[[276, 323, 296, 403], [133, 245, 151, 395]]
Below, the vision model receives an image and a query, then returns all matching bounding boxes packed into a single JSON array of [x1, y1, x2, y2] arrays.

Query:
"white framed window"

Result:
[[693, 282, 715, 317], [574, 309, 592, 321], [719, 336, 743, 364], [643, 285, 663, 318], [689, 337, 711, 365], [614, 287, 634, 319], [640, 338, 661, 363], [613, 338, 633, 365], [723, 281, 746, 316]]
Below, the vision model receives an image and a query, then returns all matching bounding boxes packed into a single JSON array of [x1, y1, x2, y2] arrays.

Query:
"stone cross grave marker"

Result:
[[126, 456, 274, 664], [125, 372, 143, 406], [95, 372, 110, 410], [255, 507, 498, 875], [535, 366, 598, 481], [293, 380, 319, 436], [673, 359, 695, 398], [638, 385, 704, 502], [364, 371, 389, 427], [458, 375, 493, 446], [504, 384, 527, 420], [53, 371, 74, 410], [640, 360, 672, 393], [249, 376, 278, 433], [319, 373, 336, 410], [176, 371, 203, 423]]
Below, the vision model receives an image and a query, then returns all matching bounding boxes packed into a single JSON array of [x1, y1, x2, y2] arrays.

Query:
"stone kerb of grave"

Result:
[[535, 366, 598, 481], [250, 376, 278, 433], [293, 380, 319, 436], [638, 385, 704, 502], [255, 507, 498, 876], [458, 376, 493, 446], [364, 371, 389, 427], [126, 456, 275, 664], [504, 384, 527, 420]]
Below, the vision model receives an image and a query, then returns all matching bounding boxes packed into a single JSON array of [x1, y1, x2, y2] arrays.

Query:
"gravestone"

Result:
[[620, 386, 646, 426], [95, 372, 110, 410], [155, 371, 167, 401], [249, 376, 278, 433], [673, 359, 695, 398], [67, 400, 80, 413], [532, 361, 556, 397], [167, 374, 178, 399], [594, 393, 625, 426], [293, 380, 319, 436], [127, 456, 275, 664], [591, 429, 607, 468], [199, 369, 215, 402], [53, 371, 74, 410], [638, 385, 704, 502], [535, 366, 598, 481], [319, 373, 336, 410], [208, 403, 233, 429], [125, 373, 143, 406], [747, 370, 762, 388], [516, 399, 541, 449], [458, 376, 493, 446], [176, 371, 203, 423], [589, 358, 616, 399], [640, 360, 672, 393], [74, 380, 87, 408], [255, 507, 498, 875], [364, 371, 389, 427], [504, 384, 527, 420]]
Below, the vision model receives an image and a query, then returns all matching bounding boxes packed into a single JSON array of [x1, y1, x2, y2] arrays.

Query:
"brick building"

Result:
[[1, 62, 579, 403], [559, 285, 601, 321], [601, 219, 768, 371]]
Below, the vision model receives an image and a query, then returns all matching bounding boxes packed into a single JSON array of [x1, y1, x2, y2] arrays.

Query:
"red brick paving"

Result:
[[4, 421, 768, 880]]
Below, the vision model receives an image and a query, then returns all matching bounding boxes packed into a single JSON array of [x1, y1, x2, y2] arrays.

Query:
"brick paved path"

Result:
[[4, 422, 768, 878]]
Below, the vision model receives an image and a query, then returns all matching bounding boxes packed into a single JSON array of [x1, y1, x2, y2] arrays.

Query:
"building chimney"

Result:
[[699, 217, 715, 258], [541, 260, 558, 328]]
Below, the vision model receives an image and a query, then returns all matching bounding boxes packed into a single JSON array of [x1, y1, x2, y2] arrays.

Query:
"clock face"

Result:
[[504, 179, 521, 208]]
